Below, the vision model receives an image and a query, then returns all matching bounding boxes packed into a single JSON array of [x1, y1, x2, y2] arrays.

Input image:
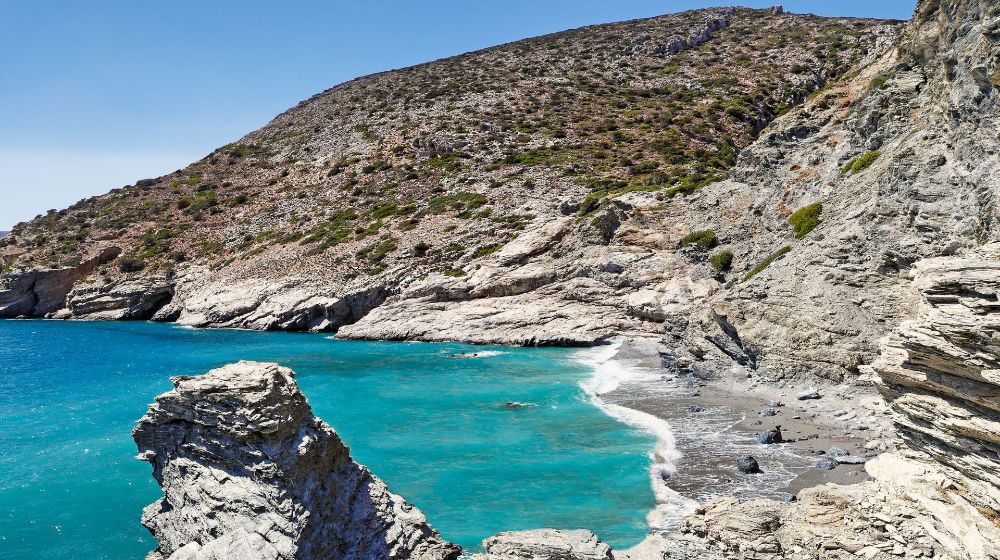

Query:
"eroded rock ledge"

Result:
[[132, 361, 460, 560]]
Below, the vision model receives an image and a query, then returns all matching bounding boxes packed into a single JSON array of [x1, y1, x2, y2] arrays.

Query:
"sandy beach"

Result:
[[580, 338, 895, 527]]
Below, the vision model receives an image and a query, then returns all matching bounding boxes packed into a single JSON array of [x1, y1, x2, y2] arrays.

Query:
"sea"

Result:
[[0, 320, 665, 559]]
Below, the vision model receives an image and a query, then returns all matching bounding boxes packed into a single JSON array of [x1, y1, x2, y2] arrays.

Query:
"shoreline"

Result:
[[574, 337, 894, 538]]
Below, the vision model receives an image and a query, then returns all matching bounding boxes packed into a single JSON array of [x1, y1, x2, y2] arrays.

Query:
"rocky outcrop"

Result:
[[133, 361, 460, 560], [0, 246, 119, 318], [655, 456, 988, 560], [476, 530, 613, 560], [338, 213, 719, 345], [63, 276, 174, 320], [872, 244, 1000, 557], [151, 269, 388, 332]]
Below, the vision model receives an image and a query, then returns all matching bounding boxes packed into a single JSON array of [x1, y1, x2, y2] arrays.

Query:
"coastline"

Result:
[[574, 337, 894, 538]]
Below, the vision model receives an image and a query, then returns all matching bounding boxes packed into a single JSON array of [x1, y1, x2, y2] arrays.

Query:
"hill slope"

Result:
[[1, 7, 901, 366]]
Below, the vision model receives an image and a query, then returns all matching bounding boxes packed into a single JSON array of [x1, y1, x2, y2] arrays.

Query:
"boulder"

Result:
[[755, 426, 783, 444], [736, 455, 762, 474]]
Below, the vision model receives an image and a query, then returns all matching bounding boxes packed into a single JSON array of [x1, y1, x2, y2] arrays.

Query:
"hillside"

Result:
[[0, 7, 903, 373]]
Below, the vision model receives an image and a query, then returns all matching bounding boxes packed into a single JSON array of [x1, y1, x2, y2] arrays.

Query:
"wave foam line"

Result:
[[574, 340, 697, 530]]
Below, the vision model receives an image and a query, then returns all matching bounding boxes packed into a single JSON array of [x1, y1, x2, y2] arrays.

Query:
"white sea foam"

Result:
[[448, 350, 506, 358], [575, 340, 698, 530]]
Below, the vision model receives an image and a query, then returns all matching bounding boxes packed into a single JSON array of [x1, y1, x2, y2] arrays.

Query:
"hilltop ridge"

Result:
[[0, 7, 902, 373]]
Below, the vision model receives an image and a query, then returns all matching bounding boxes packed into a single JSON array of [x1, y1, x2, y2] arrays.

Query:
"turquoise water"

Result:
[[0, 320, 655, 559]]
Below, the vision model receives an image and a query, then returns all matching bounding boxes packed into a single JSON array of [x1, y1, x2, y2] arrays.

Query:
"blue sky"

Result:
[[0, 1, 916, 230]]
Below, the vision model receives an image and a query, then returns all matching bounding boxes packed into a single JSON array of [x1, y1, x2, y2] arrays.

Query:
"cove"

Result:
[[0, 320, 656, 559]]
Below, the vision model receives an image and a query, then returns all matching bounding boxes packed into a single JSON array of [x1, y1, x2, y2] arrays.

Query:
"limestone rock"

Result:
[[477, 530, 613, 560], [0, 247, 119, 318], [133, 361, 460, 560], [66, 276, 174, 320], [871, 244, 1000, 557]]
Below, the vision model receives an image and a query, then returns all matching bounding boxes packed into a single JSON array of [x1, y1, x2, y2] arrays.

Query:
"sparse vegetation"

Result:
[[789, 202, 822, 238], [680, 229, 719, 249], [118, 257, 146, 273], [869, 75, 889, 90], [3, 9, 891, 279], [710, 249, 734, 272], [742, 246, 791, 282], [841, 151, 880, 176], [426, 192, 488, 214], [473, 244, 503, 259]]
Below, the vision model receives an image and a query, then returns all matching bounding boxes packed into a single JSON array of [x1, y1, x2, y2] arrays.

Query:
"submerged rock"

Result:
[[133, 361, 460, 560]]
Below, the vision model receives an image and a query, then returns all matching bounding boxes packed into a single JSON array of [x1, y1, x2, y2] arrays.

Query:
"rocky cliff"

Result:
[[133, 361, 460, 560], [645, 0, 1000, 383], [872, 244, 1000, 557], [0, 7, 900, 354], [0, 246, 120, 318]]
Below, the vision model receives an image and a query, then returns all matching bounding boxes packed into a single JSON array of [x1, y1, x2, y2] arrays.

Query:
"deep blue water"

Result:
[[0, 320, 655, 559]]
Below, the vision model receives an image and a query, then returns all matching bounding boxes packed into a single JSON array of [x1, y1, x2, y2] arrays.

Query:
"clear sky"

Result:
[[0, 0, 917, 230]]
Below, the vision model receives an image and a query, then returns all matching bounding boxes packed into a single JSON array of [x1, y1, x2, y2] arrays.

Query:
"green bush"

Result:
[[742, 246, 791, 282], [869, 75, 889, 90], [788, 202, 822, 239], [472, 244, 502, 259], [578, 191, 606, 217], [841, 151, 880, 176], [680, 229, 718, 249], [118, 257, 146, 273], [426, 192, 488, 214], [506, 148, 554, 166], [710, 250, 734, 272]]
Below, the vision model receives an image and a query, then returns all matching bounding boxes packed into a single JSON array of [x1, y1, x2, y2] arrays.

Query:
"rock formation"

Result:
[[0, 246, 119, 318], [132, 361, 460, 560], [476, 530, 613, 560], [61, 275, 174, 320], [872, 244, 1000, 558]]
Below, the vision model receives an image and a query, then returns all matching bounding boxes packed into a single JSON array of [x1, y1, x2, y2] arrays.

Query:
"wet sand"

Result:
[[599, 339, 894, 505]]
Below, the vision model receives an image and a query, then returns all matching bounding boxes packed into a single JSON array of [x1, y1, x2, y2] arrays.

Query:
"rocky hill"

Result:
[[0, 7, 902, 364]]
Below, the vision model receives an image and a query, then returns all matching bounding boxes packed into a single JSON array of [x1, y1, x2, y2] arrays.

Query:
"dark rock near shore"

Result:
[[816, 457, 838, 470], [736, 455, 762, 474], [755, 426, 783, 444], [827, 446, 848, 457]]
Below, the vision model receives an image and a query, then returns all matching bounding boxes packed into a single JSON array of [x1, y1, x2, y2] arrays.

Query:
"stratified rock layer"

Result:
[[873, 244, 1000, 557], [0, 247, 119, 318], [132, 361, 460, 560]]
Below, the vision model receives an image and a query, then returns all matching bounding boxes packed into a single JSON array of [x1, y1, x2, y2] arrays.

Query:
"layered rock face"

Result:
[[873, 244, 1000, 556], [0, 246, 119, 318], [659, 0, 1000, 382], [62, 275, 174, 320], [133, 361, 460, 560]]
